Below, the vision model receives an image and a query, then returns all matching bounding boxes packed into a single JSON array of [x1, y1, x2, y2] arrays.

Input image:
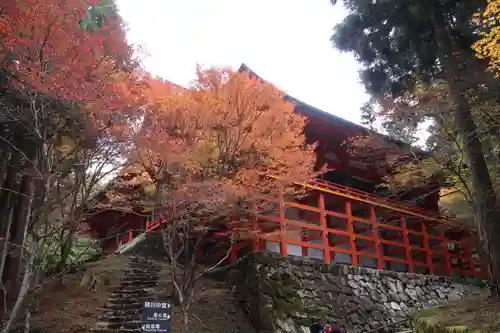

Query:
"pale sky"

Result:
[[115, 0, 369, 125]]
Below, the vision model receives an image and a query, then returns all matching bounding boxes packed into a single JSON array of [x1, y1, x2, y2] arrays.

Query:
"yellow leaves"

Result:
[[473, 0, 500, 77], [438, 187, 475, 227]]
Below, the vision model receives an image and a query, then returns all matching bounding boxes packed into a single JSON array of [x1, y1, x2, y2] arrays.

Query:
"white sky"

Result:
[[115, 0, 369, 125]]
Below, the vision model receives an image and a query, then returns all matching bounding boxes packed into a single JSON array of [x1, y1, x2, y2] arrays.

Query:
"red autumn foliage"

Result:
[[0, 0, 145, 129], [136, 66, 325, 219]]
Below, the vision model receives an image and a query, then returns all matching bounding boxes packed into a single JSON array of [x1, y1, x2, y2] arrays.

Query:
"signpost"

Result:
[[141, 300, 173, 333]]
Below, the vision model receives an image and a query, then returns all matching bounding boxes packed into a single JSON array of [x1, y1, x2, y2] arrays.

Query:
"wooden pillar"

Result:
[[252, 202, 260, 252], [440, 228, 452, 276], [464, 236, 475, 277], [401, 217, 414, 273], [230, 244, 238, 263], [370, 206, 382, 270], [421, 222, 434, 274], [128, 230, 133, 243], [279, 185, 287, 257], [319, 193, 331, 264], [301, 230, 309, 257], [345, 200, 358, 266]]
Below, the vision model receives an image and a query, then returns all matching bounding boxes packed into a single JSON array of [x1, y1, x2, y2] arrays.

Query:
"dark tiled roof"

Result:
[[237, 63, 428, 155]]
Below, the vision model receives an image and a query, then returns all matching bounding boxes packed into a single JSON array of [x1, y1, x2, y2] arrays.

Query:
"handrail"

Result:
[[259, 175, 462, 228], [121, 175, 484, 279], [307, 178, 461, 227], [144, 176, 463, 233]]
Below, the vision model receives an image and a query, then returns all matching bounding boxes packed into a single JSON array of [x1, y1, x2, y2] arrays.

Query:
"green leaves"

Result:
[[80, 0, 118, 31], [331, 0, 484, 98], [38, 233, 102, 274]]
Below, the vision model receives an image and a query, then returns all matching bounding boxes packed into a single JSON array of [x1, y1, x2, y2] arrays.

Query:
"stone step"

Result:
[[98, 315, 141, 323], [120, 281, 159, 288], [108, 295, 151, 302], [107, 298, 149, 306], [126, 263, 160, 267], [104, 302, 143, 310], [95, 321, 142, 330], [93, 257, 165, 333], [123, 270, 161, 275], [99, 309, 140, 317], [128, 256, 158, 262], [123, 267, 161, 274], [122, 272, 159, 277], [120, 275, 159, 281], [125, 264, 161, 269], [112, 287, 157, 294], [108, 291, 150, 298], [121, 276, 159, 281], [121, 274, 159, 281], [91, 328, 141, 333]]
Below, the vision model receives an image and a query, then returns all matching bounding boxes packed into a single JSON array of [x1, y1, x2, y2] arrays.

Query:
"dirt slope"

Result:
[[32, 255, 255, 333]]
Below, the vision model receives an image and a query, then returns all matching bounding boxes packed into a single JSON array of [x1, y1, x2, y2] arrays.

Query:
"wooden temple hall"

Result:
[[81, 64, 485, 279]]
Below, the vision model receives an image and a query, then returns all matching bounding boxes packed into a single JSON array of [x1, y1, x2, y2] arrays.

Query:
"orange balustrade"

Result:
[[250, 184, 484, 279], [122, 178, 484, 279]]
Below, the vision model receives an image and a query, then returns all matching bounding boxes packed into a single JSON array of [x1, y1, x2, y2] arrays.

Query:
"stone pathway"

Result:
[[92, 256, 162, 333]]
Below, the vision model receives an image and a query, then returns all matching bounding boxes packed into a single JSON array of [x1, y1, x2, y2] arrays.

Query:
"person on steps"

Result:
[[310, 323, 345, 333]]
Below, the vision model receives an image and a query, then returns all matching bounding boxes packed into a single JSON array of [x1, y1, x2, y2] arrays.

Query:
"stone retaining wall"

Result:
[[228, 252, 484, 333]]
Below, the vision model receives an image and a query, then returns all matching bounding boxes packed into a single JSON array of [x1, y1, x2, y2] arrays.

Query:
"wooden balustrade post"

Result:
[[301, 230, 309, 257], [345, 200, 358, 266], [319, 193, 331, 264], [370, 206, 383, 270], [146, 221, 150, 232], [230, 243, 238, 263], [251, 202, 260, 252], [421, 222, 434, 274], [464, 237, 475, 277], [128, 230, 133, 243], [279, 185, 287, 257], [401, 217, 414, 273], [439, 228, 452, 276]]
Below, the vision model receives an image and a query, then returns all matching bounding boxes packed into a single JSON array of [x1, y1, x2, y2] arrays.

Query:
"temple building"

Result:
[[79, 64, 483, 279]]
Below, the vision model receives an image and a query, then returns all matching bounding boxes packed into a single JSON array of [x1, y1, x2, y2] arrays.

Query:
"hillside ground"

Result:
[[415, 292, 500, 333], [31, 254, 255, 333]]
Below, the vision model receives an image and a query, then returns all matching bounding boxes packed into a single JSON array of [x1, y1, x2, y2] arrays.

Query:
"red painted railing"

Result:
[[122, 178, 485, 279]]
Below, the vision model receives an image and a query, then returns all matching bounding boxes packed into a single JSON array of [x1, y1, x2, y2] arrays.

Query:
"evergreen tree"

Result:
[[331, 0, 500, 289]]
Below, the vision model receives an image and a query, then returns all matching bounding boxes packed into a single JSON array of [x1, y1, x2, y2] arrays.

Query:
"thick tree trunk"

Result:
[[452, 92, 500, 283], [431, 2, 500, 289]]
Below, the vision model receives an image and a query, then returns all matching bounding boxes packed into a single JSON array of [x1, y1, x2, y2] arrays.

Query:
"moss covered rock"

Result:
[[414, 293, 500, 333]]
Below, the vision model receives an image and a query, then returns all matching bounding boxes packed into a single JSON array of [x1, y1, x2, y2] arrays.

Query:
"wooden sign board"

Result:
[[141, 300, 173, 333]]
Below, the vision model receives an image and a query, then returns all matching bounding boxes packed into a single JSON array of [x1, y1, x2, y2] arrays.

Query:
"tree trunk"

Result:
[[0, 241, 37, 333], [452, 91, 500, 283], [56, 215, 78, 276], [3, 175, 34, 307], [0, 144, 21, 321], [431, 2, 500, 289]]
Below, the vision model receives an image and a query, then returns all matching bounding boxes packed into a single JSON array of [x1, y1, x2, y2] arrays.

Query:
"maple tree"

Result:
[[0, 0, 145, 128], [134, 67, 323, 332], [473, 0, 500, 77], [137, 66, 322, 208], [0, 0, 145, 330]]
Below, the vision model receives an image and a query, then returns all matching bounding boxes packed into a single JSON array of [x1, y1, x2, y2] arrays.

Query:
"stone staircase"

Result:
[[92, 256, 162, 333]]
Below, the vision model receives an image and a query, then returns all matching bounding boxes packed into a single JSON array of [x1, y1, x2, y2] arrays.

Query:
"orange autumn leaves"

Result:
[[0, 0, 321, 212], [137, 67, 322, 206], [0, 0, 145, 132]]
